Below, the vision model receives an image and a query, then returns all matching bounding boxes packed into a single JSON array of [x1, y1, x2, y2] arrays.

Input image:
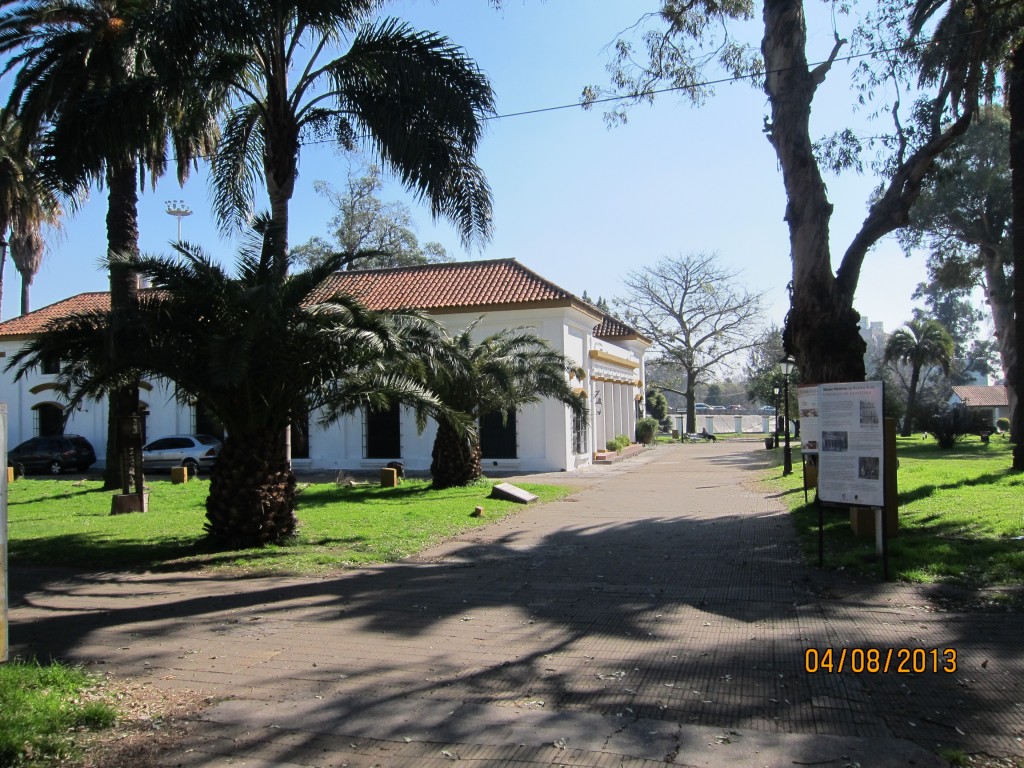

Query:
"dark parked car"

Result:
[[8, 434, 97, 475], [142, 434, 222, 475]]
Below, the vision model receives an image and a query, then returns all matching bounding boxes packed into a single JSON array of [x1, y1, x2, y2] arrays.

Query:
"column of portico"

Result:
[[618, 382, 630, 440]]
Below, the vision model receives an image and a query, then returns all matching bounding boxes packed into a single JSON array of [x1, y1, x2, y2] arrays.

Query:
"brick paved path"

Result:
[[9, 442, 1023, 766]]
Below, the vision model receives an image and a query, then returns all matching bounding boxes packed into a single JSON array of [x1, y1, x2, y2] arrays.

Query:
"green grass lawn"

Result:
[[768, 437, 1024, 588], [6, 476, 574, 574], [0, 660, 116, 768]]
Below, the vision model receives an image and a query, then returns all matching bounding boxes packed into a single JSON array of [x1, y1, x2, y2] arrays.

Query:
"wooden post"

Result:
[[380, 467, 399, 487]]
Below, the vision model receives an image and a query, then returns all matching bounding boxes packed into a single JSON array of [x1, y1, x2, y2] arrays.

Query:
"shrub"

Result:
[[614, 434, 631, 450], [635, 417, 659, 445], [924, 406, 990, 449], [606, 439, 621, 452], [996, 417, 1010, 433]]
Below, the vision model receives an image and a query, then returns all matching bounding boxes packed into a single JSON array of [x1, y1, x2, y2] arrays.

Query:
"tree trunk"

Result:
[[1009, 41, 1024, 466], [903, 365, 922, 437], [762, 0, 866, 384], [0, 237, 6, 318], [263, 111, 298, 277], [206, 428, 297, 548], [430, 420, 482, 489], [685, 377, 697, 433], [20, 272, 31, 315], [979, 242, 1017, 435], [103, 162, 143, 491]]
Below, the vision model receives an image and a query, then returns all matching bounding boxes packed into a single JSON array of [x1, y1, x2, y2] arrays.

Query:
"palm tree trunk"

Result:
[[103, 161, 143, 491], [0, 236, 6, 317], [903, 365, 922, 437], [430, 420, 482, 489], [206, 429, 297, 548], [20, 273, 31, 315]]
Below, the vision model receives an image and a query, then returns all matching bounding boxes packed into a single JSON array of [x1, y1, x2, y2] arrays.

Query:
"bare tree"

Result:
[[615, 252, 767, 432]]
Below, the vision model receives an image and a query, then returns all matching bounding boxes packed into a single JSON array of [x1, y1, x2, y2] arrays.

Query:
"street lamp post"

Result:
[[165, 200, 192, 243], [780, 355, 796, 475], [772, 386, 781, 448]]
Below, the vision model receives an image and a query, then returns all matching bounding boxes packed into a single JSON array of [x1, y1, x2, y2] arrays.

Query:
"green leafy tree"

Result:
[[909, 0, 1024, 465], [0, 109, 68, 317], [8, 221, 455, 548], [705, 383, 722, 406], [615, 252, 766, 432], [166, 0, 494, 267], [421, 321, 586, 489], [884, 318, 955, 436], [644, 386, 671, 429], [899, 106, 1015, 420], [744, 325, 799, 419], [292, 163, 453, 271], [586, 2, 984, 385], [0, 0, 221, 489]]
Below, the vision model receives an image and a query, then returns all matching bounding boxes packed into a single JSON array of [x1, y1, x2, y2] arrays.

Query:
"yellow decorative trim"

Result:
[[591, 374, 635, 384], [572, 387, 588, 397], [588, 349, 638, 370], [29, 382, 62, 395]]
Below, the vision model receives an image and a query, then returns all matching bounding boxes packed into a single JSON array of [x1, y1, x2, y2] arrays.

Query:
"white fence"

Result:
[[671, 414, 793, 434]]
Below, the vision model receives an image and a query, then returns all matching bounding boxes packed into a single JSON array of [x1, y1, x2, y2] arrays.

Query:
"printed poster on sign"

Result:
[[797, 385, 820, 454], [817, 381, 884, 507]]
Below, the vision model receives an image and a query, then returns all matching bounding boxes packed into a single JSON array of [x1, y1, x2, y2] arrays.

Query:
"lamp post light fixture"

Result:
[[165, 200, 193, 242], [772, 386, 781, 448], [780, 355, 796, 475]]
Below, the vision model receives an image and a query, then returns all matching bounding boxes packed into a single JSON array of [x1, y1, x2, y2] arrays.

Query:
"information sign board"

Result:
[[817, 381, 885, 507], [798, 385, 820, 454]]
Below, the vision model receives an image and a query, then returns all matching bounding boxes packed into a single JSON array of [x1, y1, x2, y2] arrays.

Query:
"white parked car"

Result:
[[142, 434, 222, 475]]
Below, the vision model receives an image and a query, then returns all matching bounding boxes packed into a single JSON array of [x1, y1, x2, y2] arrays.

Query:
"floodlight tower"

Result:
[[165, 200, 193, 243]]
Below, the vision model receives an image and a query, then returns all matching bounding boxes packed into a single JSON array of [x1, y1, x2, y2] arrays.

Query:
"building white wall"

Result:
[[1, 304, 648, 474]]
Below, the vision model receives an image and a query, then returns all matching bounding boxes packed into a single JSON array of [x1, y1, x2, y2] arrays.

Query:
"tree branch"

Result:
[[810, 32, 847, 86]]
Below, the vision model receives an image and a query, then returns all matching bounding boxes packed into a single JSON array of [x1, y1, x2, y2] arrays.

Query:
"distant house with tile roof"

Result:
[[948, 385, 1010, 427], [0, 259, 650, 474]]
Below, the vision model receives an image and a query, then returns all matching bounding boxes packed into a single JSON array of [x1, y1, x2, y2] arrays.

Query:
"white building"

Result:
[[0, 259, 650, 474], [948, 385, 1010, 426]]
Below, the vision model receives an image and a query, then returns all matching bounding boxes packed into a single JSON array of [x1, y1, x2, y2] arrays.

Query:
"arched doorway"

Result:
[[33, 402, 65, 437]]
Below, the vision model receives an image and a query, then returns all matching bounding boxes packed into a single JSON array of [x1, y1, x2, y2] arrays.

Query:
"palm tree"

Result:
[[884, 318, 955, 436], [422, 321, 587, 489], [0, 109, 67, 317], [11, 220, 48, 314], [8, 220, 461, 548], [162, 0, 494, 265], [1, 0, 222, 488]]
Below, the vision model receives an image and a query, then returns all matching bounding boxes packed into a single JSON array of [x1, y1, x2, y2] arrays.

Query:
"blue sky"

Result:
[[4, 0, 933, 341]]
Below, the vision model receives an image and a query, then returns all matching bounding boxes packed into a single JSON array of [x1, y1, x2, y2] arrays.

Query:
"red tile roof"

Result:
[[0, 260, 651, 344], [951, 385, 1009, 408], [594, 315, 643, 340], [309, 259, 578, 311], [0, 292, 111, 339]]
